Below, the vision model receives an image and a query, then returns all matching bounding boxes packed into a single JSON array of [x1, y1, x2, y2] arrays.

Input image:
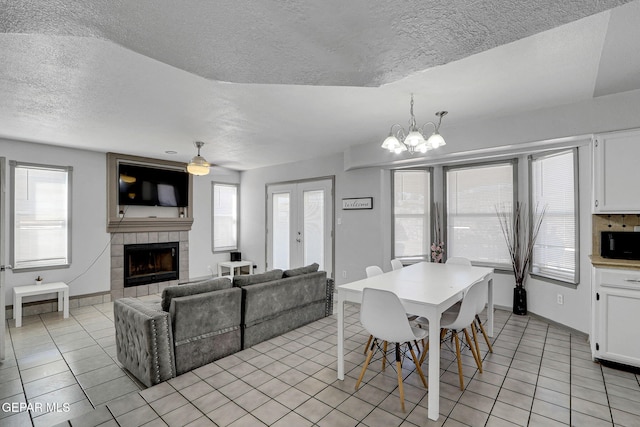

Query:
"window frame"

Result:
[[528, 148, 580, 285], [10, 161, 73, 272], [211, 182, 239, 253], [443, 159, 518, 268], [391, 168, 433, 262]]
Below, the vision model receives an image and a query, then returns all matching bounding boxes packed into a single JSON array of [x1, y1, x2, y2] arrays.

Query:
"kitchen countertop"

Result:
[[590, 255, 640, 270]]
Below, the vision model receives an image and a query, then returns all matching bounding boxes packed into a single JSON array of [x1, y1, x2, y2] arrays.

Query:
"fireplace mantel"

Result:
[[107, 153, 194, 233]]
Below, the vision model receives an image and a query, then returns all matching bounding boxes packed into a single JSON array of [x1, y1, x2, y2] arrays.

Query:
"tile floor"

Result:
[[2, 295, 640, 426]]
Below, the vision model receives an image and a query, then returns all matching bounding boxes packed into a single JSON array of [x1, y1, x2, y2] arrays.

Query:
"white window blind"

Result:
[[392, 169, 431, 260], [446, 162, 515, 265], [530, 150, 578, 284], [11, 162, 71, 270], [212, 183, 238, 252]]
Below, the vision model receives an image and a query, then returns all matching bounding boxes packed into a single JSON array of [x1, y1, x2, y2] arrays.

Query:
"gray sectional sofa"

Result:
[[233, 263, 329, 348], [114, 264, 332, 387]]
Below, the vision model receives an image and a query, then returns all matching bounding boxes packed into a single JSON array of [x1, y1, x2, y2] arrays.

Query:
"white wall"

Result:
[[0, 139, 110, 303], [189, 166, 240, 280]]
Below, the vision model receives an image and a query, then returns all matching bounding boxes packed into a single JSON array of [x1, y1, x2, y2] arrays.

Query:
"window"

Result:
[[212, 183, 238, 252], [11, 162, 72, 270], [392, 169, 431, 260], [529, 149, 578, 284], [445, 161, 516, 266]]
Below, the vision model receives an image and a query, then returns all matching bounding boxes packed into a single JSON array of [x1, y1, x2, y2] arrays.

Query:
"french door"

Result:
[[1, 158, 6, 359], [267, 178, 333, 278]]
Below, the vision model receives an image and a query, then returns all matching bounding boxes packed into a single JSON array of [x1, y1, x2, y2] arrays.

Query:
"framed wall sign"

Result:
[[342, 197, 373, 210]]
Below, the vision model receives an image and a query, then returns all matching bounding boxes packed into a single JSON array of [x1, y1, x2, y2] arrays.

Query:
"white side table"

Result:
[[217, 261, 254, 278], [13, 282, 69, 327]]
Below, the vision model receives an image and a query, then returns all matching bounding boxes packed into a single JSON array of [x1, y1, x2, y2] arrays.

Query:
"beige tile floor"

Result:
[[2, 295, 640, 426]]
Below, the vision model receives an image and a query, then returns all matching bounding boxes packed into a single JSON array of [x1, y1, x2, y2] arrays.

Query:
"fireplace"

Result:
[[124, 242, 179, 287]]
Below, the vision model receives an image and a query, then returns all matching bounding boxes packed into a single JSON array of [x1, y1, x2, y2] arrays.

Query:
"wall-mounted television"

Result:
[[118, 163, 189, 207]]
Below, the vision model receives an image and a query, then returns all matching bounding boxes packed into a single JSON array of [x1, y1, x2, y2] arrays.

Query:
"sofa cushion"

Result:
[[161, 277, 232, 312], [233, 269, 283, 287], [283, 263, 319, 278]]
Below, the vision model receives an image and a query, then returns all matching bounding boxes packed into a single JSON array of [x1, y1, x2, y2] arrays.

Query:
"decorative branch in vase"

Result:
[[431, 202, 444, 263], [496, 202, 546, 315]]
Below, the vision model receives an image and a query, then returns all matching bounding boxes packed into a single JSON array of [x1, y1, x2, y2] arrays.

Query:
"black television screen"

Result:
[[118, 163, 189, 207]]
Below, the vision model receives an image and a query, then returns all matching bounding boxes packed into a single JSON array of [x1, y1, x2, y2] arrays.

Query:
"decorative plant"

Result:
[[431, 202, 444, 263], [496, 202, 546, 289]]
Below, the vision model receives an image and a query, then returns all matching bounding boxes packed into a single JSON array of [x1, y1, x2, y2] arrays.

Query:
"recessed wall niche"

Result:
[[106, 152, 194, 233]]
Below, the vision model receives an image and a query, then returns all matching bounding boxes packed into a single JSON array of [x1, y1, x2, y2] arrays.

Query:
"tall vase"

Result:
[[513, 286, 527, 315]]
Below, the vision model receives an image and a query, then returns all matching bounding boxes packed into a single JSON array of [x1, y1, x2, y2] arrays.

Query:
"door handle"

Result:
[[0, 265, 12, 272]]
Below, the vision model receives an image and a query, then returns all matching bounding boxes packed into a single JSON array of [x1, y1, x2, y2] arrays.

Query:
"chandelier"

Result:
[[381, 94, 448, 154], [187, 141, 211, 176]]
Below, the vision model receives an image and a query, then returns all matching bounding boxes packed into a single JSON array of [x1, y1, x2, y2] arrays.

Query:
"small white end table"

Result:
[[13, 282, 69, 327], [217, 261, 253, 278]]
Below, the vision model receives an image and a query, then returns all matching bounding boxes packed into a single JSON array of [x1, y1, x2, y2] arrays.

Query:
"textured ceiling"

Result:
[[0, 0, 638, 170]]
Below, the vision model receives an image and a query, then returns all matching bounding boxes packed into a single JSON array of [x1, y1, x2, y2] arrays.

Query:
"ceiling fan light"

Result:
[[187, 141, 211, 176], [187, 155, 210, 175]]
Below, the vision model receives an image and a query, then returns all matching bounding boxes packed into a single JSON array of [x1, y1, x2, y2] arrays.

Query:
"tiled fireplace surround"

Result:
[[110, 231, 189, 300]]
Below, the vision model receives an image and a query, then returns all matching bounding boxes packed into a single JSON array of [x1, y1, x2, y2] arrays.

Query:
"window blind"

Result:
[[212, 183, 238, 252], [446, 162, 515, 266], [393, 169, 431, 260], [530, 150, 578, 283], [12, 163, 71, 270]]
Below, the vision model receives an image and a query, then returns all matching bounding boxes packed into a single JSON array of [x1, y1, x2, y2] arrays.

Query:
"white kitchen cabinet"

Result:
[[592, 267, 640, 368], [593, 129, 640, 213]]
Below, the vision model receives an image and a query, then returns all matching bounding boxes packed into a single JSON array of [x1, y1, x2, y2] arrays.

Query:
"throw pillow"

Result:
[[283, 263, 319, 278], [161, 277, 232, 312], [233, 269, 283, 287]]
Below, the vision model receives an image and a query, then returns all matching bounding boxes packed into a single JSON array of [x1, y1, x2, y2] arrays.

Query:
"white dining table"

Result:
[[336, 261, 494, 421]]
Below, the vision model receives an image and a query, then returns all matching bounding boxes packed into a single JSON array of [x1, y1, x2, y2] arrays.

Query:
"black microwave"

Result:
[[601, 231, 640, 260]]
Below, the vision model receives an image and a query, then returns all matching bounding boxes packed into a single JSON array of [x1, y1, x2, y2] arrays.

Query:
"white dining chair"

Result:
[[355, 288, 428, 412], [362, 266, 384, 354], [390, 258, 404, 271], [470, 279, 494, 356], [446, 256, 472, 266], [365, 265, 383, 277], [418, 279, 484, 390]]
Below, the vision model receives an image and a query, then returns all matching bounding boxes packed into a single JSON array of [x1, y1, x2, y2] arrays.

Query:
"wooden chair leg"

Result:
[[453, 332, 464, 390], [408, 342, 427, 388], [476, 314, 494, 353], [356, 339, 376, 390], [395, 344, 405, 412], [463, 328, 482, 373], [364, 334, 373, 354], [471, 321, 483, 370], [419, 338, 430, 365], [382, 341, 388, 371], [440, 328, 449, 347]]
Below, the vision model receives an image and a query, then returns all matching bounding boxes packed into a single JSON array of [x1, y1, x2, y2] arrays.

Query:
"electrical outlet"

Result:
[[557, 294, 564, 305], [342, 270, 347, 278]]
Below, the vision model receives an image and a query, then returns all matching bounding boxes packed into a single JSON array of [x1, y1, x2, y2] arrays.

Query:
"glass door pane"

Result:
[[303, 189, 324, 270], [272, 192, 290, 270]]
